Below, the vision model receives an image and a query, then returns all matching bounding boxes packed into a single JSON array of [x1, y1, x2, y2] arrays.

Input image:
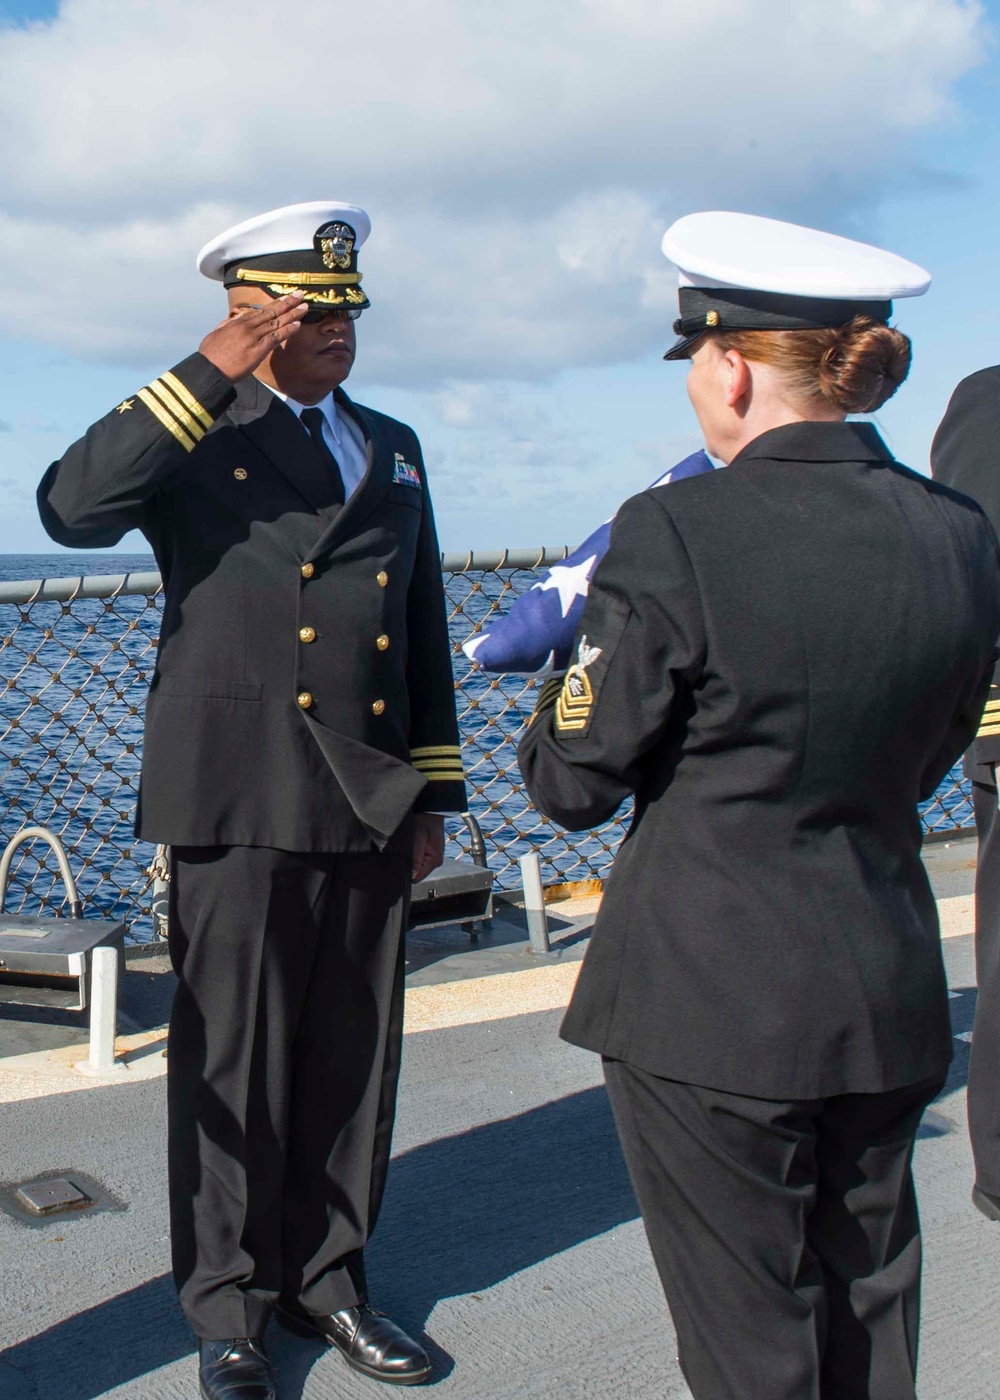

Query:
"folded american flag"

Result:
[[462, 449, 714, 676]]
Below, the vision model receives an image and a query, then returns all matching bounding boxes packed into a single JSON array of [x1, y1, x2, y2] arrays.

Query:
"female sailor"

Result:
[[519, 211, 1000, 1400]]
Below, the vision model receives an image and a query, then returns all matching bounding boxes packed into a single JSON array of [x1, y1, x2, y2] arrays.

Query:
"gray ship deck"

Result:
[[0, 842, 997, 1399]]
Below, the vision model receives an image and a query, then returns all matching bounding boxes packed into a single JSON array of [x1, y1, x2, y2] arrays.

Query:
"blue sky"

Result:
[[1, 0, 998, 557]]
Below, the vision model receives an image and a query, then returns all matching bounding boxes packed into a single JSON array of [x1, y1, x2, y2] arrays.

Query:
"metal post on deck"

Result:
[[86, 946, 118, 1073], [520, 853, 551, 954]]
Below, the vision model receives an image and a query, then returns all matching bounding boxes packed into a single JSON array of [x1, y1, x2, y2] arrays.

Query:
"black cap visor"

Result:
[[663, 286, 891, 360]]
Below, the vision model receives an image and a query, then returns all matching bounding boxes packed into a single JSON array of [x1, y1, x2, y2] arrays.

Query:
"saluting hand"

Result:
[[198, 294, 308, 383]]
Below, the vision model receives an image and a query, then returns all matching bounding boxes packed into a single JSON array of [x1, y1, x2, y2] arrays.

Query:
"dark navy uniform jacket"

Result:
[[519, 421, 1000, 1099], [932, 365, 1000, 768], [38, 353, 465, 854]]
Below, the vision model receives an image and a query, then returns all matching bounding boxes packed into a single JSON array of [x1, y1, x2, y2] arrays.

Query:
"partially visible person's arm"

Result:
[[931, 367, 1000, 530], [401, 431, 466, 879]]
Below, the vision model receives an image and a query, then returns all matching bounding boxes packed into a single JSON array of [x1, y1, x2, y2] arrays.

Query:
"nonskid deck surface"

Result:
[[0, 847, 996, 1398]]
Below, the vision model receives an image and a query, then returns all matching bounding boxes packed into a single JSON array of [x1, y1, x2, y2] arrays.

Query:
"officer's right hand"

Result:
[[199, 294, 307, 383]]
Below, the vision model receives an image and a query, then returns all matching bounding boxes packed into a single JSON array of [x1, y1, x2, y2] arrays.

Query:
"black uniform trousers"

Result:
[[604, 1059, 943, 1400], [166, 844, 411, 1341], [968, 764, 1000, 1197]]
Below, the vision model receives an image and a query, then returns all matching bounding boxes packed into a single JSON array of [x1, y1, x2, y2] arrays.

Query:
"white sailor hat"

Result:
[[196, 201, 372, 313], [660, 212, 930, 360]]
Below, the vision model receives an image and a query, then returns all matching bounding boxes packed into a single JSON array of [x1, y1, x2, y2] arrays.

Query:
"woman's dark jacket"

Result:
[[519, 420, 1000, 1098]]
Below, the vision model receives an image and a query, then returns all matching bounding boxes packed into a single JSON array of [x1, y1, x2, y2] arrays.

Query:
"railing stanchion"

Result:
[[520, 852, 551, 954], [87, 946, 118, 1073]]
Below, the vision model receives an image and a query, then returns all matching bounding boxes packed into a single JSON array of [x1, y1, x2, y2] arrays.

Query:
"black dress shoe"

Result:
[[276, 1300, 431, 1385], [973, 1183, 1000, 1221], [199, 1337, 277, 1400]]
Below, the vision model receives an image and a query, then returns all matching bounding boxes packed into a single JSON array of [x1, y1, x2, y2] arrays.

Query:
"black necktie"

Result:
[[300, 406, 345, 507]]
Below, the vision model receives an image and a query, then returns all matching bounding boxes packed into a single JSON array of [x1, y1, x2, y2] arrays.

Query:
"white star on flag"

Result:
[[533, 554, 598, 618]]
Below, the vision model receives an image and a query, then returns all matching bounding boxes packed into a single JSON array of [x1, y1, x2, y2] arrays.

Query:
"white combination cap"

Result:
[[660, 211, 930, 360], [196, 201, 372, 313]]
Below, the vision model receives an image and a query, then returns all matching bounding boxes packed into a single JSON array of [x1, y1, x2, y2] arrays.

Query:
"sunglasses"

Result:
[[300, 305, 364, 324]]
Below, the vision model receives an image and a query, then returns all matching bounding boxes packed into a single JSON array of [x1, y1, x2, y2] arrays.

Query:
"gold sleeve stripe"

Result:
[[147, 378, 207, 443], [528, 677, 564, 726], [978, 722, 1000, 735], [160, 371, 214, 430], [137, 387, 197, 452], [419, 770, 467, 783], [412, 760, 464, 775], [411, 744, 462, 759]]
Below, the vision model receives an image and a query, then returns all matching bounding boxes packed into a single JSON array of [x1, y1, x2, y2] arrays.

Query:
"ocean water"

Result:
[[0, 554, 974, 939]]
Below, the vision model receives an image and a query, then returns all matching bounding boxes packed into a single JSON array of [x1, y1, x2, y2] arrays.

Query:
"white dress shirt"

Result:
[[262, 384, 369, 501]]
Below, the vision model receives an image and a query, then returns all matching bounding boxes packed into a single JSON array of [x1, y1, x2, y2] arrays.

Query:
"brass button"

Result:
[[376, 570, 388, 588], [297, 691, 313, 709], [372, 699, 386, 716], [301, 562, 315, 579], [299, 626, 316, 644], [376, 634, 389, 651], [234, 467, 248, 481]]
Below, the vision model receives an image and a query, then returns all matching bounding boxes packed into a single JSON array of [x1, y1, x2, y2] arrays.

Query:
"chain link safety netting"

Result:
[[0, 559, 976, 943]]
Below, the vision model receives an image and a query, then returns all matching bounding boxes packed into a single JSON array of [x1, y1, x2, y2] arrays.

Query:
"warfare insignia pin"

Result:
[[315, 221, 356, 271], [392, 453, 422, 489], [556, 635, 602, 733]]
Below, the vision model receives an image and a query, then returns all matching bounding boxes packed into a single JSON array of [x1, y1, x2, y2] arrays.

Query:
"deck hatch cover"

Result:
[[0, 1169, 127, 1227], [14, 1177, 91, 1216]]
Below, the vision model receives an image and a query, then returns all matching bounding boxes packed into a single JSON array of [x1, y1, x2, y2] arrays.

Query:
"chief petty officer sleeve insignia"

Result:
[[526, 619, 622, 739], [556, 637, 603, 733]]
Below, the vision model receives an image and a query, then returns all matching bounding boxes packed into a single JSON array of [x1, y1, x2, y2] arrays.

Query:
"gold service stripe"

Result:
[[412, 761, 464, 775], [529, 678, 564, 725], [137, 388, 196, 451], [419, 770, 467, 783], [147, 379, 206, 443], [236, 268, 362, 287], [411, 745, 462, 758], [160, 372, 213, 430]]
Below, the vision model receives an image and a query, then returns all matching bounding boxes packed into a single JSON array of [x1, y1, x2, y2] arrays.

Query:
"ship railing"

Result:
[[0, 560, 974, 943]]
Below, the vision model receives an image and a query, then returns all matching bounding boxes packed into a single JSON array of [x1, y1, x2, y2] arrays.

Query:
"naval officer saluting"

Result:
[[38, 203, 465, 1398], [519, 212, 1000, 1400]]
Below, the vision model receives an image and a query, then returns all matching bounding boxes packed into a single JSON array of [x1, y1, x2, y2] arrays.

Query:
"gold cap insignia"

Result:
[[316, 221, 355, 270]]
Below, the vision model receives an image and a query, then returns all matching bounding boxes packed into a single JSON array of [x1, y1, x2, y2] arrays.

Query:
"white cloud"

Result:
[[0, 0, 987, 385]]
